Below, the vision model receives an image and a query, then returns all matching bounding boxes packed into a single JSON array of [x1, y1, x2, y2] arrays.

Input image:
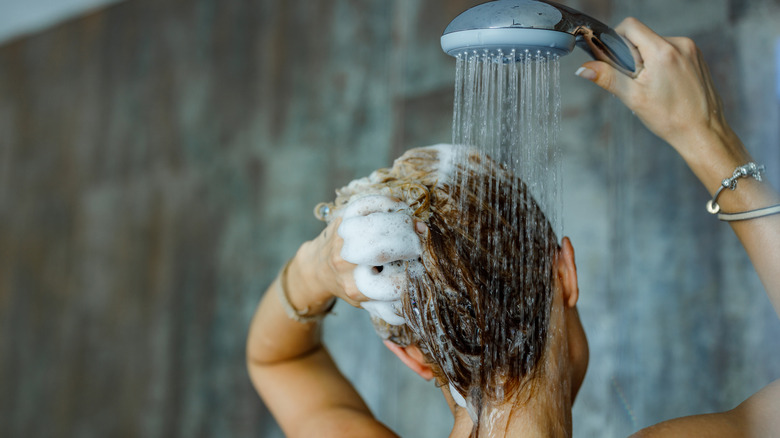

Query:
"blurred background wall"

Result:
[[1, 0, 778, 437]]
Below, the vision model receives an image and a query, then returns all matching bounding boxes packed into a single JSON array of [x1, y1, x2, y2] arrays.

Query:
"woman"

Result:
[[246, 18, 780, 437]]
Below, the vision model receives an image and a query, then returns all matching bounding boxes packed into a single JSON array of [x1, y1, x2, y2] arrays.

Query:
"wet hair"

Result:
[[327, 145, 558, 423]]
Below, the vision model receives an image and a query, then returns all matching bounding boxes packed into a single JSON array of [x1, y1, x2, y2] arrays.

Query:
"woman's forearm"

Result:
[[246, 255, 333, 367], [246, 253, 393, 437], [676, 129, 780, 315]]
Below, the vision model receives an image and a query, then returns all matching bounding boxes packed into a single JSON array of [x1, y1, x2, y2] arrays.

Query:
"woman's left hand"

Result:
[[288, 218, 368, 311]]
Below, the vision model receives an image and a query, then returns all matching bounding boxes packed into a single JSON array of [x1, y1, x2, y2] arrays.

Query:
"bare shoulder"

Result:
[[296, 407, 400, 438], [629, 411, 744, 438], [630, 379, 780, 438]]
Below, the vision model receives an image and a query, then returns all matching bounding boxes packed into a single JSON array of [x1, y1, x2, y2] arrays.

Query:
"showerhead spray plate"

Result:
[[441, 28, 575, 59]]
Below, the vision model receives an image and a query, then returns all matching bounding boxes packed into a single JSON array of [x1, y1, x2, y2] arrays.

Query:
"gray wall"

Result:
[[1, 0, 778, 437]]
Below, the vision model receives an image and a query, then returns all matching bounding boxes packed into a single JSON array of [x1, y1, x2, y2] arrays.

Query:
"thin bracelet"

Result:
[[706, 162, 765, 215], [275, 258, 336, 323], [717, 204, 780, 222]]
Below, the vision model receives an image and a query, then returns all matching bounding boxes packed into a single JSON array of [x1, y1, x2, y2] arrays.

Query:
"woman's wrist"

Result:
[[671, 127, 780, 213], [284, 252, 336, 316], [671, 127, 746, 185]]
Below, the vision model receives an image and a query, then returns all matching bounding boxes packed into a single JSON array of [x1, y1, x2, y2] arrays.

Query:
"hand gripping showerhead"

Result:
[[441, 0, 643, 77]]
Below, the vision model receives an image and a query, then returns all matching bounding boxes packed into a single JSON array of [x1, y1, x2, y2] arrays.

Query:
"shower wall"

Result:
[[1, 0, 778, 437]]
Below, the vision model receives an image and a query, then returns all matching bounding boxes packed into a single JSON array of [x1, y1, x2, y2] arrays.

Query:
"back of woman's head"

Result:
[[327, 144, 559, 414]]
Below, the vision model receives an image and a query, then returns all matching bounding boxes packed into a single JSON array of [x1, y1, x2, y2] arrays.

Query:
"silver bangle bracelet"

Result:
[[706, 162, 765, 215]]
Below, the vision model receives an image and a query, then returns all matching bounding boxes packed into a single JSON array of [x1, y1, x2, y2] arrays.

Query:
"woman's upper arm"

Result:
[[248, 346, 398, 438]]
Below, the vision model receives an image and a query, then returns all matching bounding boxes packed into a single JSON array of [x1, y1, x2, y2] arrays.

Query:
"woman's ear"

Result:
[[558, 237, 579, 308], [383, 340, 435, 381]]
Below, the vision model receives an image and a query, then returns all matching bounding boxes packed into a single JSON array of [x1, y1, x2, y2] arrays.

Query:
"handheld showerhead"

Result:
[[441, 0, 643, 77]]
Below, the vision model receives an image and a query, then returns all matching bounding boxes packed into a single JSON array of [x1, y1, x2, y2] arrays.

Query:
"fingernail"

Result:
[[575, 66, 597, 81]]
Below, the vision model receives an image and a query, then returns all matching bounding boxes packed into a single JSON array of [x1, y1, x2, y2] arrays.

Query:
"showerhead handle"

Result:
[[441, 0, 644, 77], [545, 0, 644, 77]]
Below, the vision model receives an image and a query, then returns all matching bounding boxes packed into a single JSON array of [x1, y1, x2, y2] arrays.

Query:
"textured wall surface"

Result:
[[1, 0, 778, 437]]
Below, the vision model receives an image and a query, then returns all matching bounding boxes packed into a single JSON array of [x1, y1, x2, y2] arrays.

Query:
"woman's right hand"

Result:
[[576, 18, 740, 165]]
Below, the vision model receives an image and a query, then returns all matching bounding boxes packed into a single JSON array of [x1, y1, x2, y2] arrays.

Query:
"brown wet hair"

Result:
[[326, 145, 558, 425]]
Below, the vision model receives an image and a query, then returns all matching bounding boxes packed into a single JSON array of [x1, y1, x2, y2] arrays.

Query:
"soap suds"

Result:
[[420, 143, 457, 187], [336, 194, 423, 325], [339, 194, 409, 221], [339, 212, 421, 266], [353, 263, 407, 301], [449, 383, 467, 408], [361, 301, 406, 326]]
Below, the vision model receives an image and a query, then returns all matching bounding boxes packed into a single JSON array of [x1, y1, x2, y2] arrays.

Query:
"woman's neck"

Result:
[[449, 378, 572, 438], [448, 305, 574, 438]]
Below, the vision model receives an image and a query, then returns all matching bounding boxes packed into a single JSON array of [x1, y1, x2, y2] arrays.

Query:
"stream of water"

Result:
[[446, 49, 563, 416], [452, 49, 562, 235]]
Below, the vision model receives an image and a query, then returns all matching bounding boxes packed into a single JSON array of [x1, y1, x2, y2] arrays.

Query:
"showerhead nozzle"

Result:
[[442, 27, 576, 59], [441, 0, 643, 77]]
